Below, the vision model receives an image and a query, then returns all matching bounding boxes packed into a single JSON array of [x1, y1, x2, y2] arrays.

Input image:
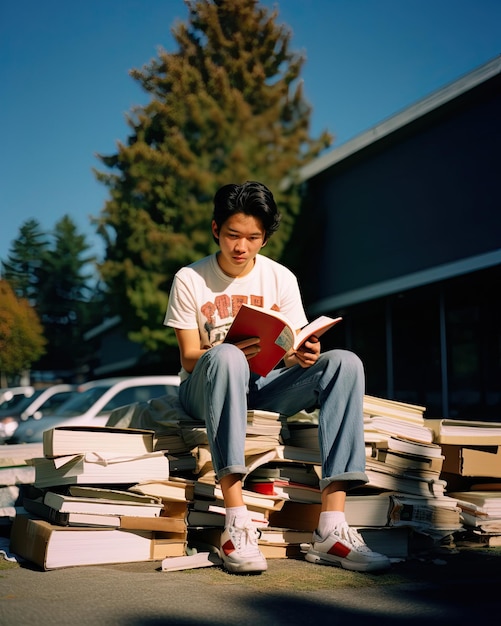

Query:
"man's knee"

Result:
[[210, 343, 248, 372], [322, 349, 364, 377]]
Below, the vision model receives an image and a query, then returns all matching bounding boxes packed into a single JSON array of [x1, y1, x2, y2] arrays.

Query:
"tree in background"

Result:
[[35, 215, 96, 373], [93, 0, 332, 355], [0, 280, 46, 386], [1, 216, 98, 379], [1, 218, 49, 305]]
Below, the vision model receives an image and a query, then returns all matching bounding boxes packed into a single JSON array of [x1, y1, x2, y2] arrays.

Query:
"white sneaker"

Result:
[[305, 522, 391, 572], [220, 518, 268, 574]]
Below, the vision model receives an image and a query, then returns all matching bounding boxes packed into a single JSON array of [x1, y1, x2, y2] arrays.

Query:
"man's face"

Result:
[[212, 213, 266, 277]]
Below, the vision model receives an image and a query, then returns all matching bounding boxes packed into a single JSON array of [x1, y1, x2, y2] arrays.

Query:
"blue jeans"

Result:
[[178, 343, 368, 491]]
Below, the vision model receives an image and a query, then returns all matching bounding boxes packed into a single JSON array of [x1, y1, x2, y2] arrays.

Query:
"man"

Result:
[[165, 181, 391, 574]]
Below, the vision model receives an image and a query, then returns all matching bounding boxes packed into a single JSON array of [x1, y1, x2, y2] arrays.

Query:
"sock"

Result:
[[225, 505, 248, 528], [317, 511, 346, 537]]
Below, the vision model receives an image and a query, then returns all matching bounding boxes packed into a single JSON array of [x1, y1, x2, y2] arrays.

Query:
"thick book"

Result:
[[286, 424, 320, 450], [365, 462, 447, 497], [68, 485, 162, 504], [448, 491, 501, 516], [29, 451, 170, 488], [374, 436, 443, 459], [10, 515, 164, 570], [224, 303, 342, 377], [441, 444, 501, 478], [0, 442, 44, 467], [129, 477, 196, 502], [268, 494, 392, 530], [22, 496, 186, 531], [363, 395, 426, 424], [388, 494, 462, 531], [42, 491, 164, 517], [43, 426, 155, 458], [424, 418, 501, 445], [23, 496, 125, 528], [367, 416, 434, 444], [374, 448, 444, 475], [0, 465, 36, 486]]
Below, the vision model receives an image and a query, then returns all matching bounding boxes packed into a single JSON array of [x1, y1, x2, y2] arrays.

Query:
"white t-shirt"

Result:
[[165, 253, 308, 379]]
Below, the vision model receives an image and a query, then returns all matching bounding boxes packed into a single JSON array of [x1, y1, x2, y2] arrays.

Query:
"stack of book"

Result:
[[448, 490, 501, 546], [420, 416, 501, 545], [366, 436, 447, 497], [0, 443, 41, 523], [364, 394, 432, 445], [20, 391, 501, 566], [10, 426, 191, 569], [246, 409, 287, 446]]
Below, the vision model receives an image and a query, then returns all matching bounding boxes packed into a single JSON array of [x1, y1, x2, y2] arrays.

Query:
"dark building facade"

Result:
[[288, 55, 501, 420]]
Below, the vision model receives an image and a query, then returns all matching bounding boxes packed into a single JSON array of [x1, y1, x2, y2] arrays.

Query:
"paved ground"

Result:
[[2, 538, 501, 625]]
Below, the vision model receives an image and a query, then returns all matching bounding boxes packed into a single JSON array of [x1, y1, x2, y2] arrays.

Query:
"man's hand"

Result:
[[285, 336, 321, 368], [233, 337, 261, 362]]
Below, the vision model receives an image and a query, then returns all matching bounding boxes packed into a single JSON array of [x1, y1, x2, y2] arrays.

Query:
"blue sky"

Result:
[[1, 0, 500, 264]]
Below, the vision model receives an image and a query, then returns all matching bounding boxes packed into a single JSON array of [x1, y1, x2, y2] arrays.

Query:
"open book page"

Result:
[[224, 303, 342, 377], [294, 316, 342, 350]]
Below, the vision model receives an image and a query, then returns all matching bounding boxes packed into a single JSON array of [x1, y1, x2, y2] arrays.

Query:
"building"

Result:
[[286, 55, 501, 420]]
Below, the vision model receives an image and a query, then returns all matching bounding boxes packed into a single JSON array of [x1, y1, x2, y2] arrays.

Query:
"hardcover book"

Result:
[[268, 494, 393, 530], [374, 437, 443, 459], [441, 444, 501, 478], [366, 416, 434, 444], [363, 395, 427, 424], [224, 303, 342, 377], [424, 418, 501, 445], [365, 461, 447, 497], [42, 490, 164, 517], [29, 451, 170, 488], [43, 426, 155, 458], [9, 515, 178, 570]]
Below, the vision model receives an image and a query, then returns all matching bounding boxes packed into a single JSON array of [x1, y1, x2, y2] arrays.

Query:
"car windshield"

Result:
[[0, 390, 40, 413], [51, 386, 113, 417]]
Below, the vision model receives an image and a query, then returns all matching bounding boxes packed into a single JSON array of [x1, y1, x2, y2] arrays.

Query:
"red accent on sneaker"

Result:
[[222, 538, 235, 556], [328, 540, 351, 559]]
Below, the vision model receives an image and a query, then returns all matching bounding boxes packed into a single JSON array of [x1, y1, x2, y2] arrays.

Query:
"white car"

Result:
[[0, 383, 76, 442], [0, 386, 36, 410], [7, 376, 180, 444]]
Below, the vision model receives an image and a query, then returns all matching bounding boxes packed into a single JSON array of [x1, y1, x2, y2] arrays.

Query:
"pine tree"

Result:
[[93, 0, 331, 352], [35, 215, 96, 372], [1, 218, 49, 305]]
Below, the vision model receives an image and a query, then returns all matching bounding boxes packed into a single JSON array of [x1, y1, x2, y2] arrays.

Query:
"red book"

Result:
[[224, 304, 342, 377]]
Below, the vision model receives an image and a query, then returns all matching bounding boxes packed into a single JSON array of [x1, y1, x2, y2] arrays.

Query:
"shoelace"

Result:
[[337, 523, 372, 553], [232, 521, 261, 552]]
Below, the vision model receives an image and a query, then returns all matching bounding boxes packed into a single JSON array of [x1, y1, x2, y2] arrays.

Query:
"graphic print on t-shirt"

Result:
[[201, 294, 267, 346]]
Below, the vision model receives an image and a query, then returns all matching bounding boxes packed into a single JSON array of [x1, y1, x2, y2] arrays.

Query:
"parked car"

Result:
[[7, 376, 181, 444], [0, 386, 36, 413], [0, 384, 77, 443]]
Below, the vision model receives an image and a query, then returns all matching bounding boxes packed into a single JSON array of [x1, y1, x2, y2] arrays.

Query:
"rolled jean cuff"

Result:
[[319, 471, 369, 493], [216, 464, 249, 482]]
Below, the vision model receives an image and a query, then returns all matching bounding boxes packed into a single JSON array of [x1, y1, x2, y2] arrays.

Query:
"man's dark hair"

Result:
[[212, 181, 281, 244]]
